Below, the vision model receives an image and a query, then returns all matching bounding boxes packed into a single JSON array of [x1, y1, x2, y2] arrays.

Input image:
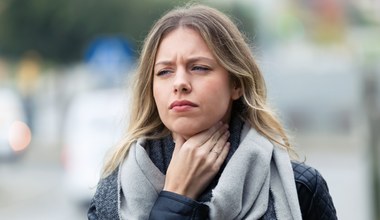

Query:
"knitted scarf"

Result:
[[119, 117, 302, 219]]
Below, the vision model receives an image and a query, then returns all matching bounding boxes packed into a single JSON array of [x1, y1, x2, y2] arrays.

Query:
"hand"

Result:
[[163, 122, 230, 199]]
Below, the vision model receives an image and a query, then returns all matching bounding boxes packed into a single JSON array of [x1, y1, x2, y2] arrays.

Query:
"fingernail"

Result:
[[224, 125, 229, 131], [224, 131, 230, 138]]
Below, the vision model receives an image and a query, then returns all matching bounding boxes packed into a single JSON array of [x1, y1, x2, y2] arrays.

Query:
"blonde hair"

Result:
[[102, 4, 291, 177]]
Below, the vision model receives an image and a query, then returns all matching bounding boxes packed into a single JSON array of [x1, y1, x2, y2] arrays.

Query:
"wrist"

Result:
[[163, 185, 196, 199]]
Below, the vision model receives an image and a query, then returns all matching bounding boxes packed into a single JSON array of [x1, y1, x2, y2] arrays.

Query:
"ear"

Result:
[[231, 85, 242, 100]]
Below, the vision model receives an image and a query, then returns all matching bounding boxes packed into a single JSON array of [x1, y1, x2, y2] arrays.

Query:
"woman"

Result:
[[88, 4, 337, 220]]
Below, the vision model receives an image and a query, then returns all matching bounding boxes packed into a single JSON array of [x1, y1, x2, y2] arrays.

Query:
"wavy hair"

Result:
[[102, 4, 291, 177]]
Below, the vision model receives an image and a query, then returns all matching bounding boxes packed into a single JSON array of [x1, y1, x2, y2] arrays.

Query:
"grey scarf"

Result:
[[119, 123, 302, 220]]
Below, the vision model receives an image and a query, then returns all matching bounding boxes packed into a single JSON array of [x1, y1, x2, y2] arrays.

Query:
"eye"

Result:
[[156, 69, 172, 76], [191, 65, 210, 72]]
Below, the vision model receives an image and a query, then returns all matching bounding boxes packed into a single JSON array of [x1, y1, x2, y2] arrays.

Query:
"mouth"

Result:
[[169, 100, 198, 110]]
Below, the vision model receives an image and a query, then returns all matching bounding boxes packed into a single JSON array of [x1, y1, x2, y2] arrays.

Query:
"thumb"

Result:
[[173, 135, 185, 156]]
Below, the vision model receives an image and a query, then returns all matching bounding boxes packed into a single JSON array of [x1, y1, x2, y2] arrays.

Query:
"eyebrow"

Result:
[[154, 56, 217, 67]]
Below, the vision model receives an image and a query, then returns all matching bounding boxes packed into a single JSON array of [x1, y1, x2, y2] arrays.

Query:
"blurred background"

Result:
[[0, 0, 379, 219]]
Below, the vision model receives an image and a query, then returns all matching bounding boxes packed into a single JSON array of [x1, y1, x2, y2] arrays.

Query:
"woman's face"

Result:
[[153, 27, 241, 139]]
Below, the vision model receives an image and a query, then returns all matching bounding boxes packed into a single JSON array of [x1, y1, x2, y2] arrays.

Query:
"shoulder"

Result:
[[291, 161, 320, 191], [291, 161, 338, 220]]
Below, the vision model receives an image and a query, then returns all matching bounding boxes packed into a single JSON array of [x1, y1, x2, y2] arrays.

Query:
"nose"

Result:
[[173, 68, 191, 94]]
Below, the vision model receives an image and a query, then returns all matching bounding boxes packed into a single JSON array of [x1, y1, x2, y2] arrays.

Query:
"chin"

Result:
[[172, 128, 199, 138], [169, 123, 207, 138]]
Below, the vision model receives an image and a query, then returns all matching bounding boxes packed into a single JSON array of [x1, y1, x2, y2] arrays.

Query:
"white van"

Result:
[[62, 88, 128, 204]]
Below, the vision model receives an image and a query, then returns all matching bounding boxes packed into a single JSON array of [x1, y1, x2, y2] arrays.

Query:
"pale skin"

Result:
[[153, 27, 242, 199], [165, 122, 231, 199]]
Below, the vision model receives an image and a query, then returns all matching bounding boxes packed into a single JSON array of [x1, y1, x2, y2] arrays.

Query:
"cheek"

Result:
[[153, 85, 161, 109], [202, 80, 233, 112], [204, 78, 233, 101], [153, 84, 168, 116]]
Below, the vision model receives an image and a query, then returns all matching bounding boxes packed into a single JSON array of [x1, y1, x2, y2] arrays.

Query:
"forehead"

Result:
[[156, 27, 213, 58]]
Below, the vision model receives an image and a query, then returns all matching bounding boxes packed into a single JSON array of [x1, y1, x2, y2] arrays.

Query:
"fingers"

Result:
[[164, 122, 231, 199], [208, 129, 230, 163], [209, 129, 230, 155], [213, 142, 230, 168], [172, 121, 228, 160], [202, 123, 229, 152], [186, 122, 224, 148]]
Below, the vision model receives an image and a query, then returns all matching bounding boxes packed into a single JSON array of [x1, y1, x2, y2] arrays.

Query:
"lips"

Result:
[[169, 100, 198, 109]]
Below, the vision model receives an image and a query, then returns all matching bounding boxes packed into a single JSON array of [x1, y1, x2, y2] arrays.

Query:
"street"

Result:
[[0, 153, 86, 219]]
